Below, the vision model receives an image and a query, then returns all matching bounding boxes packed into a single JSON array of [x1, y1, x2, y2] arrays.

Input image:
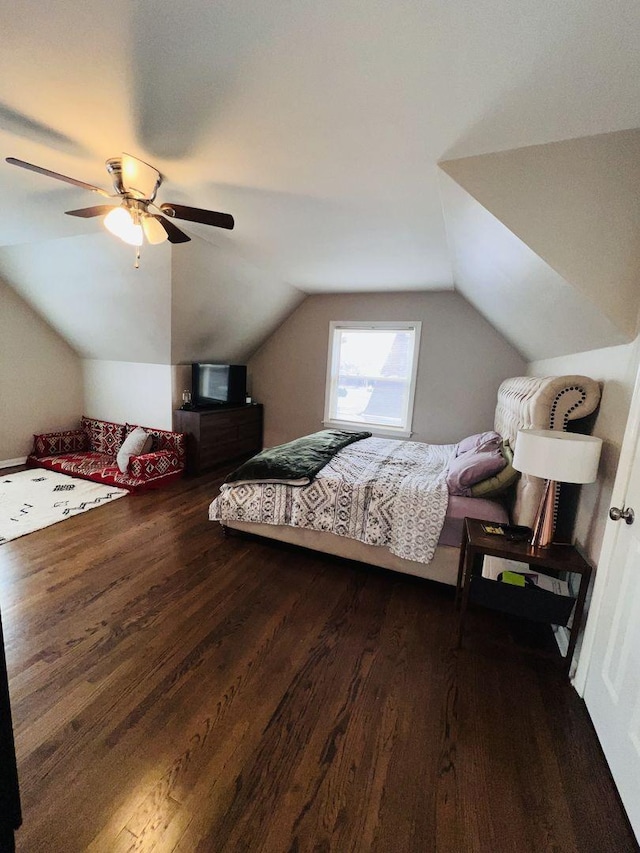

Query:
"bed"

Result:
[[209, 375, 601, 586]]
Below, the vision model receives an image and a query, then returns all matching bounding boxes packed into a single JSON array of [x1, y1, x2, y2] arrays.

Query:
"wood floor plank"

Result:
[[202, 575, 389, 851], [269, 581, 443, 853], [0, 471, 636, 853], [144, 562, 355, 852]]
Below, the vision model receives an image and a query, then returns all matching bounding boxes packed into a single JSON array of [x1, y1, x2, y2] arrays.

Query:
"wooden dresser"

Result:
[[174, 405, 263, 474]]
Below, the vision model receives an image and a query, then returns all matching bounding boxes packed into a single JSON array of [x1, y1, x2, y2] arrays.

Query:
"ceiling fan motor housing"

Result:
[[105, 158, 126, 195], [106, 155, 163, 201]]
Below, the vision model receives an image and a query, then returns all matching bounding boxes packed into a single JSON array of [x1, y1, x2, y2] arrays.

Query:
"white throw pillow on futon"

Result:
[[116, 427, 153, 473]]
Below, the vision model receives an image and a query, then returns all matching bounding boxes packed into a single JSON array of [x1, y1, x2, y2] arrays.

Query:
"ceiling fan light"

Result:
[[104, 206, 132, 236], [104, 206, 143, 246], [142, 215, 168, 245], [122, 223, 144, 247]]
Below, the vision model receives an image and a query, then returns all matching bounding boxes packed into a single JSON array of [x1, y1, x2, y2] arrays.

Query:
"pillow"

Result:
[[33, 429, 87, 457], [447, 446, 507, 496], [470, 441, 520, 498], [81, 416, 126, 455], [456, 430, 502, 456], [116, 427, 153, 473], [126, 424, 159, 452]]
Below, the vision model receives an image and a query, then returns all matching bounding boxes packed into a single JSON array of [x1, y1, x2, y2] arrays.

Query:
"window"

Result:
[[323, 321, 421, 437]]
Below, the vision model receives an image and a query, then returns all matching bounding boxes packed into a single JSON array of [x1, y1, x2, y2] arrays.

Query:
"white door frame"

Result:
[[574, 351, 640, 694]]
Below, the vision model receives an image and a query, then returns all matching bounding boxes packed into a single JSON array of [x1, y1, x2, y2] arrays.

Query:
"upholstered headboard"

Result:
[[494, 375, 601, 526]]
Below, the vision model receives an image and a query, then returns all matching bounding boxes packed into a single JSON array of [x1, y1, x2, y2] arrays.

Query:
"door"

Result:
[[580, 372, 640, 841]]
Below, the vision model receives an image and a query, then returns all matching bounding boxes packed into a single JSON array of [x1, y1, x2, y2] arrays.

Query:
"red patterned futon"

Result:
[[27, 417, 185, 493]]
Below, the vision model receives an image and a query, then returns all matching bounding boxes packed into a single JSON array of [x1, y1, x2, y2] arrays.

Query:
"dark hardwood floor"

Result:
[[0, 471, 636, 852]]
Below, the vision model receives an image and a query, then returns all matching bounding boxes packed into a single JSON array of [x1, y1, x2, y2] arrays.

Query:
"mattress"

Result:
[[221, 495, 503, 583], [219, 492, 508, 586]]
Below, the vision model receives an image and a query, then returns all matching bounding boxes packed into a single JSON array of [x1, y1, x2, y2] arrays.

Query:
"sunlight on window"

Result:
[[326, 323, 420, 433]]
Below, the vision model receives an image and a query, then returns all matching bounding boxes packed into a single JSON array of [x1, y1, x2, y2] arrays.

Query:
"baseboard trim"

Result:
[[0, 457, 27, 470]]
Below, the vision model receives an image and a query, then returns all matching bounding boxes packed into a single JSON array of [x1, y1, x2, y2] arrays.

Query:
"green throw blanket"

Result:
[[225, 429, 372, 486]]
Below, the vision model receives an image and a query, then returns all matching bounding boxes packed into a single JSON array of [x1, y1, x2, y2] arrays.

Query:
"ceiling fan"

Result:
[[6, 152, 234, 262]]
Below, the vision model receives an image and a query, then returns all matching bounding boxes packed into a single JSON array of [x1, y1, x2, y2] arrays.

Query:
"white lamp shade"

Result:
[[142, 214, 168, 245], [512, 429, 602, 484], [104, 207, 143, 246]]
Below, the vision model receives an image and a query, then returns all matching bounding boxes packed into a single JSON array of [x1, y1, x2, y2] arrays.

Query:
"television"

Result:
[[192, 363, 247, 408]]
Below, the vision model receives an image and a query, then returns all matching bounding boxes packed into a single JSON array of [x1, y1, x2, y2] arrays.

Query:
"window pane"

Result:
[[331, 328, 415, 428]]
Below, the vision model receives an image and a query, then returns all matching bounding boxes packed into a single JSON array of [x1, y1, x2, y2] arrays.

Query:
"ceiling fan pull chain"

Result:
[[134, 246, 140, 269]]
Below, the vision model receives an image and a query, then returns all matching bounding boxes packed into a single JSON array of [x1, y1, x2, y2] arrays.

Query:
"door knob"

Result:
[[609, 505, 635, 524]]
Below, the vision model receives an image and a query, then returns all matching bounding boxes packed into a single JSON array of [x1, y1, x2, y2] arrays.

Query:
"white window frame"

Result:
[[323, 320, 422, 439]]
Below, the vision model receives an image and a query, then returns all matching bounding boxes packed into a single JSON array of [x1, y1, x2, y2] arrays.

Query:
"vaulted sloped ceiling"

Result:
[[0, 231, 304, 366], [437, 170, 627, 361], [170, 235, 304, 365], [0, 1, 639, 364], [0, 234, 172, 362], [440, 129, 640, 351]]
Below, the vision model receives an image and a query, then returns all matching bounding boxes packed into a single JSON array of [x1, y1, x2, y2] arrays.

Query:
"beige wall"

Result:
[[529, 337, 640, 565], [249, 291, 526, 448], [0, 279, 83, 463]]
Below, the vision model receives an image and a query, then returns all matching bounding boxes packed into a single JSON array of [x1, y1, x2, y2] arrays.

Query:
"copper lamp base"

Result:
[[531, 479, 557, 548]]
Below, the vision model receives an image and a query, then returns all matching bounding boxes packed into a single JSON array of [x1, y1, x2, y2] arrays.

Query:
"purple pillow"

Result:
[[447, 447, 507, 496], [456, 430, 502, 456]]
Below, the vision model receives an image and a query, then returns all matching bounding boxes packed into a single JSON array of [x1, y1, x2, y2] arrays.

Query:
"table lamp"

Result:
[[512, 429, 602, 548]]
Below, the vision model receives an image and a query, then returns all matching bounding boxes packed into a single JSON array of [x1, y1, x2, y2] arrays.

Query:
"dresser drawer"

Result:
[[200, 423, 239, 443], [174, 405, 263, 474], [238, 422, 262, 441]]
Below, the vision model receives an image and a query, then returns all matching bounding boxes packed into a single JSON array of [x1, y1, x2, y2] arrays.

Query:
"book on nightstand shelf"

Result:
[[483, 557, 571, 596]]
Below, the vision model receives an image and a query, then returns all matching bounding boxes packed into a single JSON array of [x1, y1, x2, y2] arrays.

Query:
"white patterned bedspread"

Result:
[[209, 437, 456, 564]]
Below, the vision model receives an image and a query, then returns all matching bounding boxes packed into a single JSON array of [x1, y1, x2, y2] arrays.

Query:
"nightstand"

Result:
[[456, 517, 593, 677]]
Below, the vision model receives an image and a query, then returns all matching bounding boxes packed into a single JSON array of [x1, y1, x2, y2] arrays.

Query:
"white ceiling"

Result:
[[1, 0, 639, 293]]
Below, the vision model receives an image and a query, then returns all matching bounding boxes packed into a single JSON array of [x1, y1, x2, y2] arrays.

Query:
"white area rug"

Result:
[[0, 469, 128, 545]]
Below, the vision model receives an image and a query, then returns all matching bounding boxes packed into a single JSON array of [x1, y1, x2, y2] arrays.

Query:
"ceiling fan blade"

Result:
[[149, 214, 191, 244], [159, 203, 234, 230], [121, 152, 162, 200], [6, 157, 112, 197], [65, 205, 119, 218]]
